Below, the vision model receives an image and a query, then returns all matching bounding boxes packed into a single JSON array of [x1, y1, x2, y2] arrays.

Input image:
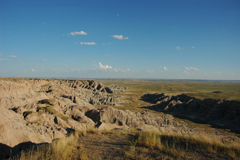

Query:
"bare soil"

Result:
[[77, 132, 235, 160]]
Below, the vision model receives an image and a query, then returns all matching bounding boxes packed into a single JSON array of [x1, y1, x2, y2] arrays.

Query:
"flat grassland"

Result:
[[99, 80, 240, 110]]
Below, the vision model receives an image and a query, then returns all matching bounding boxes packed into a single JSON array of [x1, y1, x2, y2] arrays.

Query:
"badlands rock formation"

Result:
[[141, 93, 240, 132], [0, 79, 188, 159]]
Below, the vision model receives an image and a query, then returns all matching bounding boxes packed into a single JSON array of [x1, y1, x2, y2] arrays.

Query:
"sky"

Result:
[[0, 0, 240, 80]]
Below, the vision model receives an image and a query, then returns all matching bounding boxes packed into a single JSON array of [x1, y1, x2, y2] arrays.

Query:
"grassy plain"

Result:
[[100, 79, 240, 101], [99, 80, 240, 111]]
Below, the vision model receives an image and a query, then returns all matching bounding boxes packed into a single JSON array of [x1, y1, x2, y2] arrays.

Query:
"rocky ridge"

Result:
[[141, 93, 240, 132], [0, 79, 188, 159]]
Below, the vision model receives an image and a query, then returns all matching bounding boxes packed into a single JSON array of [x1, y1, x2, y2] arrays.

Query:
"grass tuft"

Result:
[[11, 132, 81, 160]]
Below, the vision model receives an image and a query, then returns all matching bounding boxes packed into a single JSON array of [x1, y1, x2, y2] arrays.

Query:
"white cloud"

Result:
[[42, 59, 47, 61], [146, 70, 155, 74], [64, 64, 69, 67], [192, 46, 195, 49], [164, 66, 168, 71], [31, 69, 35, 72], [69, 31, 87, 36], [176, 46, 183, 50], [80, 42, 96, 45], [9, 55, 17, 58], [111, 35, 128, 40], [127, 69, 130, 71], [0, 59, 11, 61], [183, 71, 189, 74], [99, 62, 112, 70], [185, 67, 199, 71]]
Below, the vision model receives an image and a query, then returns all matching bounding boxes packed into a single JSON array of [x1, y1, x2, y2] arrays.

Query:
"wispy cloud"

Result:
[[80, 42, 96, 45], [0, 59, 12, 61], [102, 43, 113, 45], [64, 64, 69, 67], [31, 69, 35, 72], [192, 46, 195, 49], [163, 66, 168, 71], [183, 71, 189, 74], [42, 59, 47, 61], [110, 35, 128, 40], [9, 55, 17, 58], [0, 54, 2, 56], [69, 31, 87, 36], [185, 67, 199, 71], [176, 46, 183, 50]]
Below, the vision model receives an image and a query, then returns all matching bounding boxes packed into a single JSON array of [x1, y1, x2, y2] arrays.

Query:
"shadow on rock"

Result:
[[0, 141, 49, 160], [140, 93, 240, 134]]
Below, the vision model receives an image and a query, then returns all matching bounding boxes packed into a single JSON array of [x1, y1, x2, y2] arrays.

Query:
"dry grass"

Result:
[[133, 131, 240, 159], [10, 128, 103, 160], [10, 129, 240, 160], [11, 132, 82, 160], [37, 99, 69, 121]]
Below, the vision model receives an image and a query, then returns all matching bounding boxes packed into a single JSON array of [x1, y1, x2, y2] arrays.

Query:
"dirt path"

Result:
[[78, 133, 132, 160]]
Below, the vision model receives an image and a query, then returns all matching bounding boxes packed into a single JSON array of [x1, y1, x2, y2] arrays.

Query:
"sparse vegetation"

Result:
[[36, 99, 69, 121], [38, 99, 55, 106], [134, 131, 240, 159], [11, 132, 82, 160], [10, 129, 240, 160]]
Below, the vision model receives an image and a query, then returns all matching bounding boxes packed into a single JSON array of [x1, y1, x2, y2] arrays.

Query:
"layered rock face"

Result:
[[0, 79, 122, 109], [0, 79, 188, 159], [141, 93, 240, 132]]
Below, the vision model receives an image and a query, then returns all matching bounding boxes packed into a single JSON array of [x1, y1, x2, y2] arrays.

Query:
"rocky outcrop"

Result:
[[0, 79, 125, 110], [0, 79, 190, 159], [141, 93, 240, 132]]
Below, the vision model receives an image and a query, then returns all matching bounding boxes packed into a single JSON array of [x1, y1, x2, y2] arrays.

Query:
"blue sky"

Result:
[[0, 0, 240, 80]]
